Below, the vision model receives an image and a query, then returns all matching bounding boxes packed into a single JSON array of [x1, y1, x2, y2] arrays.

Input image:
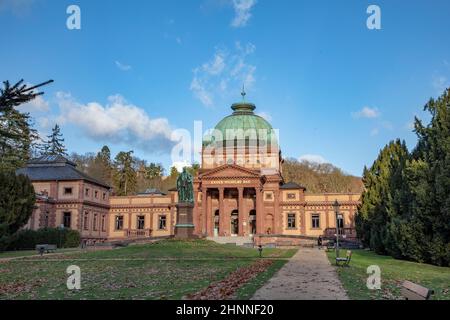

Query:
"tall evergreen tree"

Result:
[[0, 80, 52, 170], [356, 139, 410, 255], [91, 145, 113, 185], [113, 151, 137, 196], [405, 88, 450, 266], [0, 171, 36, 251], [42, 124, 67, 156]]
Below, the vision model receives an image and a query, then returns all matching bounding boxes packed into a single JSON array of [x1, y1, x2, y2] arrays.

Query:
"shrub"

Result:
[[5, 228, 81, 251]]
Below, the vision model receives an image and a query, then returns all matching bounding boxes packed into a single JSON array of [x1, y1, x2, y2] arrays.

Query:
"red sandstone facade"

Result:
[[21, 99, 361, 244]]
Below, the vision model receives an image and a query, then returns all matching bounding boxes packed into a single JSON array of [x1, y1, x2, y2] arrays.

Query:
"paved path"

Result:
[[252, 248, 348, 300]]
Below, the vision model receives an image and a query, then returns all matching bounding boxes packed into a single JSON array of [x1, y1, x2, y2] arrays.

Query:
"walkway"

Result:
[[252, 248, 348, 300]]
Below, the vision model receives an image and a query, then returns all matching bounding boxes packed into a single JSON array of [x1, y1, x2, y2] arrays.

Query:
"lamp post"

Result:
[[333, 199, 340, 258]]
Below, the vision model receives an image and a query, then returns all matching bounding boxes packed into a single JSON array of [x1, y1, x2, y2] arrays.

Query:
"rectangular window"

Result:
[[115, 216, 124, 230], [64, 187, 73, 195], [102, 192, 106, 200], [265, 192, 273, 200], [337, 214, 344, 229], [94, 190, 98, 198], [137, 215, 145, 230], [63, 212, 71, 228], [158, 215, 167, 230], [83, 212, 89, 230], [312, 214, 320, 229], [101, 215, 106, 232], [93, 214, 98, 231], [287, 213, 296, 229], [287, 193, 296, 199], [85, 188, 89, 196]]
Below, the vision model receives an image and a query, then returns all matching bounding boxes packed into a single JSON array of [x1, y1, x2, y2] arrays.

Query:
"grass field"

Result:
[[0, 239, 295, 300], [0, 248, 81, 259], [327, 249, 450, 300]]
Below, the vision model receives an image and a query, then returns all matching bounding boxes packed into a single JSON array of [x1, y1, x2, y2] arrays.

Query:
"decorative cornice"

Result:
[[199, 164, 261, 178]]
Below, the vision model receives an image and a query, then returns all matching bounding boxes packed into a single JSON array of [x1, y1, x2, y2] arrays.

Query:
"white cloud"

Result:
[[115, 61, 132, 71], [352, 106, 380, 119], [190, 42, 257, 107], [432, 75, 449, 94], [231, 0, 257, 28], [55, 92, 176, 154], [171, 160, 191, 172], [370, 128, 379, 136], [202, 52, 226, 75], [17, 95, 50, 113], [299, 154, 327, 164]]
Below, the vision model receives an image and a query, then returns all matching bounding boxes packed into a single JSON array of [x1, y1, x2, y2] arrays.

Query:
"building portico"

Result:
[[194, 164, 271, 237]]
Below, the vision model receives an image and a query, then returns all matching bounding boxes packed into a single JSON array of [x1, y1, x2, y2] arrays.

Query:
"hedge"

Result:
[[5, 228, 81, 251]]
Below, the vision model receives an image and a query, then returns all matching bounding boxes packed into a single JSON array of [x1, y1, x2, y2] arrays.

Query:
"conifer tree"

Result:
[[113, 151, 137, 196], [0, 171, 36, 251], [405, 88, 450, 266], [0, 79, 52, 170], [42, 124, 68, 156]]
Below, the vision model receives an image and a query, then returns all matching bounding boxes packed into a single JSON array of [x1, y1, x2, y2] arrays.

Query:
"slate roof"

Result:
[[280, 182, 306, 190], [16, 155, 110, 189]]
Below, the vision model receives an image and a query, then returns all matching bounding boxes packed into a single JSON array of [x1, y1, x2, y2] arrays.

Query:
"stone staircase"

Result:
[[207, 236, 254, 247]]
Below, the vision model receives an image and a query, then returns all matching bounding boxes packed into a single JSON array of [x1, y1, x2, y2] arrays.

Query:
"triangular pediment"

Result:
[[200, 164, 261, 179]]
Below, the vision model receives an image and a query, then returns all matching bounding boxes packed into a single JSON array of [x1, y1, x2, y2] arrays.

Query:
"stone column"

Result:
[[218, 187, 225, 236], [207, 191, 213, 236], [202, 188, 207, 235], [238, 187, 245, 236], [193, 189, 199, 235], [256, 187, 263, 234]]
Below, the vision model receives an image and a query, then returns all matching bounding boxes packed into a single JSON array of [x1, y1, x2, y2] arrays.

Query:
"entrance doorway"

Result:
[[231, 210, 239, 236], [249, 209, 256, 235], [214, 209, 220, 237]]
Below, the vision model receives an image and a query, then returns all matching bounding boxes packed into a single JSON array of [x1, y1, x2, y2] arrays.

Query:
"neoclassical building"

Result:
[[18, 97, 361, 245]]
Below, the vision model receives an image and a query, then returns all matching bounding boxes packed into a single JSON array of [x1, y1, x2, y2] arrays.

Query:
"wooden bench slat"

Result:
[[402, 280, 432, 299]]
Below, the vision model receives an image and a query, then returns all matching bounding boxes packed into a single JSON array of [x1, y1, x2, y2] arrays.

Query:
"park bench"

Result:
[[325, 242, 335, 252], [335, 250, 352, 267], [401, 280, 434, 300], [36, 244, 57, 255]]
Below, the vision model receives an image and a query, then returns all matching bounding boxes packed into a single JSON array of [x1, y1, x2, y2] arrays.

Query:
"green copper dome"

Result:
[[203, 100, 277, 148]]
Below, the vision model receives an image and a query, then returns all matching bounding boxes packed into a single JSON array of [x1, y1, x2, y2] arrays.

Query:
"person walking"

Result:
[[317, 235, 323, 249]]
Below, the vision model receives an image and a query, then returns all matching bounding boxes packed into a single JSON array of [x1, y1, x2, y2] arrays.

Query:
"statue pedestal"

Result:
[[174, 202, 195, 239]]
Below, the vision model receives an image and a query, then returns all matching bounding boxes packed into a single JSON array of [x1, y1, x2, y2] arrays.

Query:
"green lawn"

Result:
[[0, 239, 295, 300], [0, 248, 81, 259], [327, 249, 450, 300]]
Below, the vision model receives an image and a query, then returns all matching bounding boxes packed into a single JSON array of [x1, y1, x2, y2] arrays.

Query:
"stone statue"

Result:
[[177, 167, 194, 203]]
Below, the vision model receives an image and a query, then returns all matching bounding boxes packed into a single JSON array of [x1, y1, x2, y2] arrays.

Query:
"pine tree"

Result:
[[91, 145, 113, 185], [0, 171, 36, 251], [356, 140, 410, 255], [406, 88, 450, 266], [0, 79, 52, 170], [42, 124, 67, 156], [113, 151, 137, 196]]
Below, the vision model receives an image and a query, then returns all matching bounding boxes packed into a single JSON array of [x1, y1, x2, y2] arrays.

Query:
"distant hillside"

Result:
[[282, 158, 363, 194]]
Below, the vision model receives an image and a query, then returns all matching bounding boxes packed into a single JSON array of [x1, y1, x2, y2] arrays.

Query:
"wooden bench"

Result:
[[326, 242, 335, 252], [36, 244, 57, 255], [401, 280, 434, 300], [335, 250, 352, 267]]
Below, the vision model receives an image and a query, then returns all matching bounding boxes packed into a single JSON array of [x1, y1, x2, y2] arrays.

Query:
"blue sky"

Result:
[[1, 0, 449, 176]]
